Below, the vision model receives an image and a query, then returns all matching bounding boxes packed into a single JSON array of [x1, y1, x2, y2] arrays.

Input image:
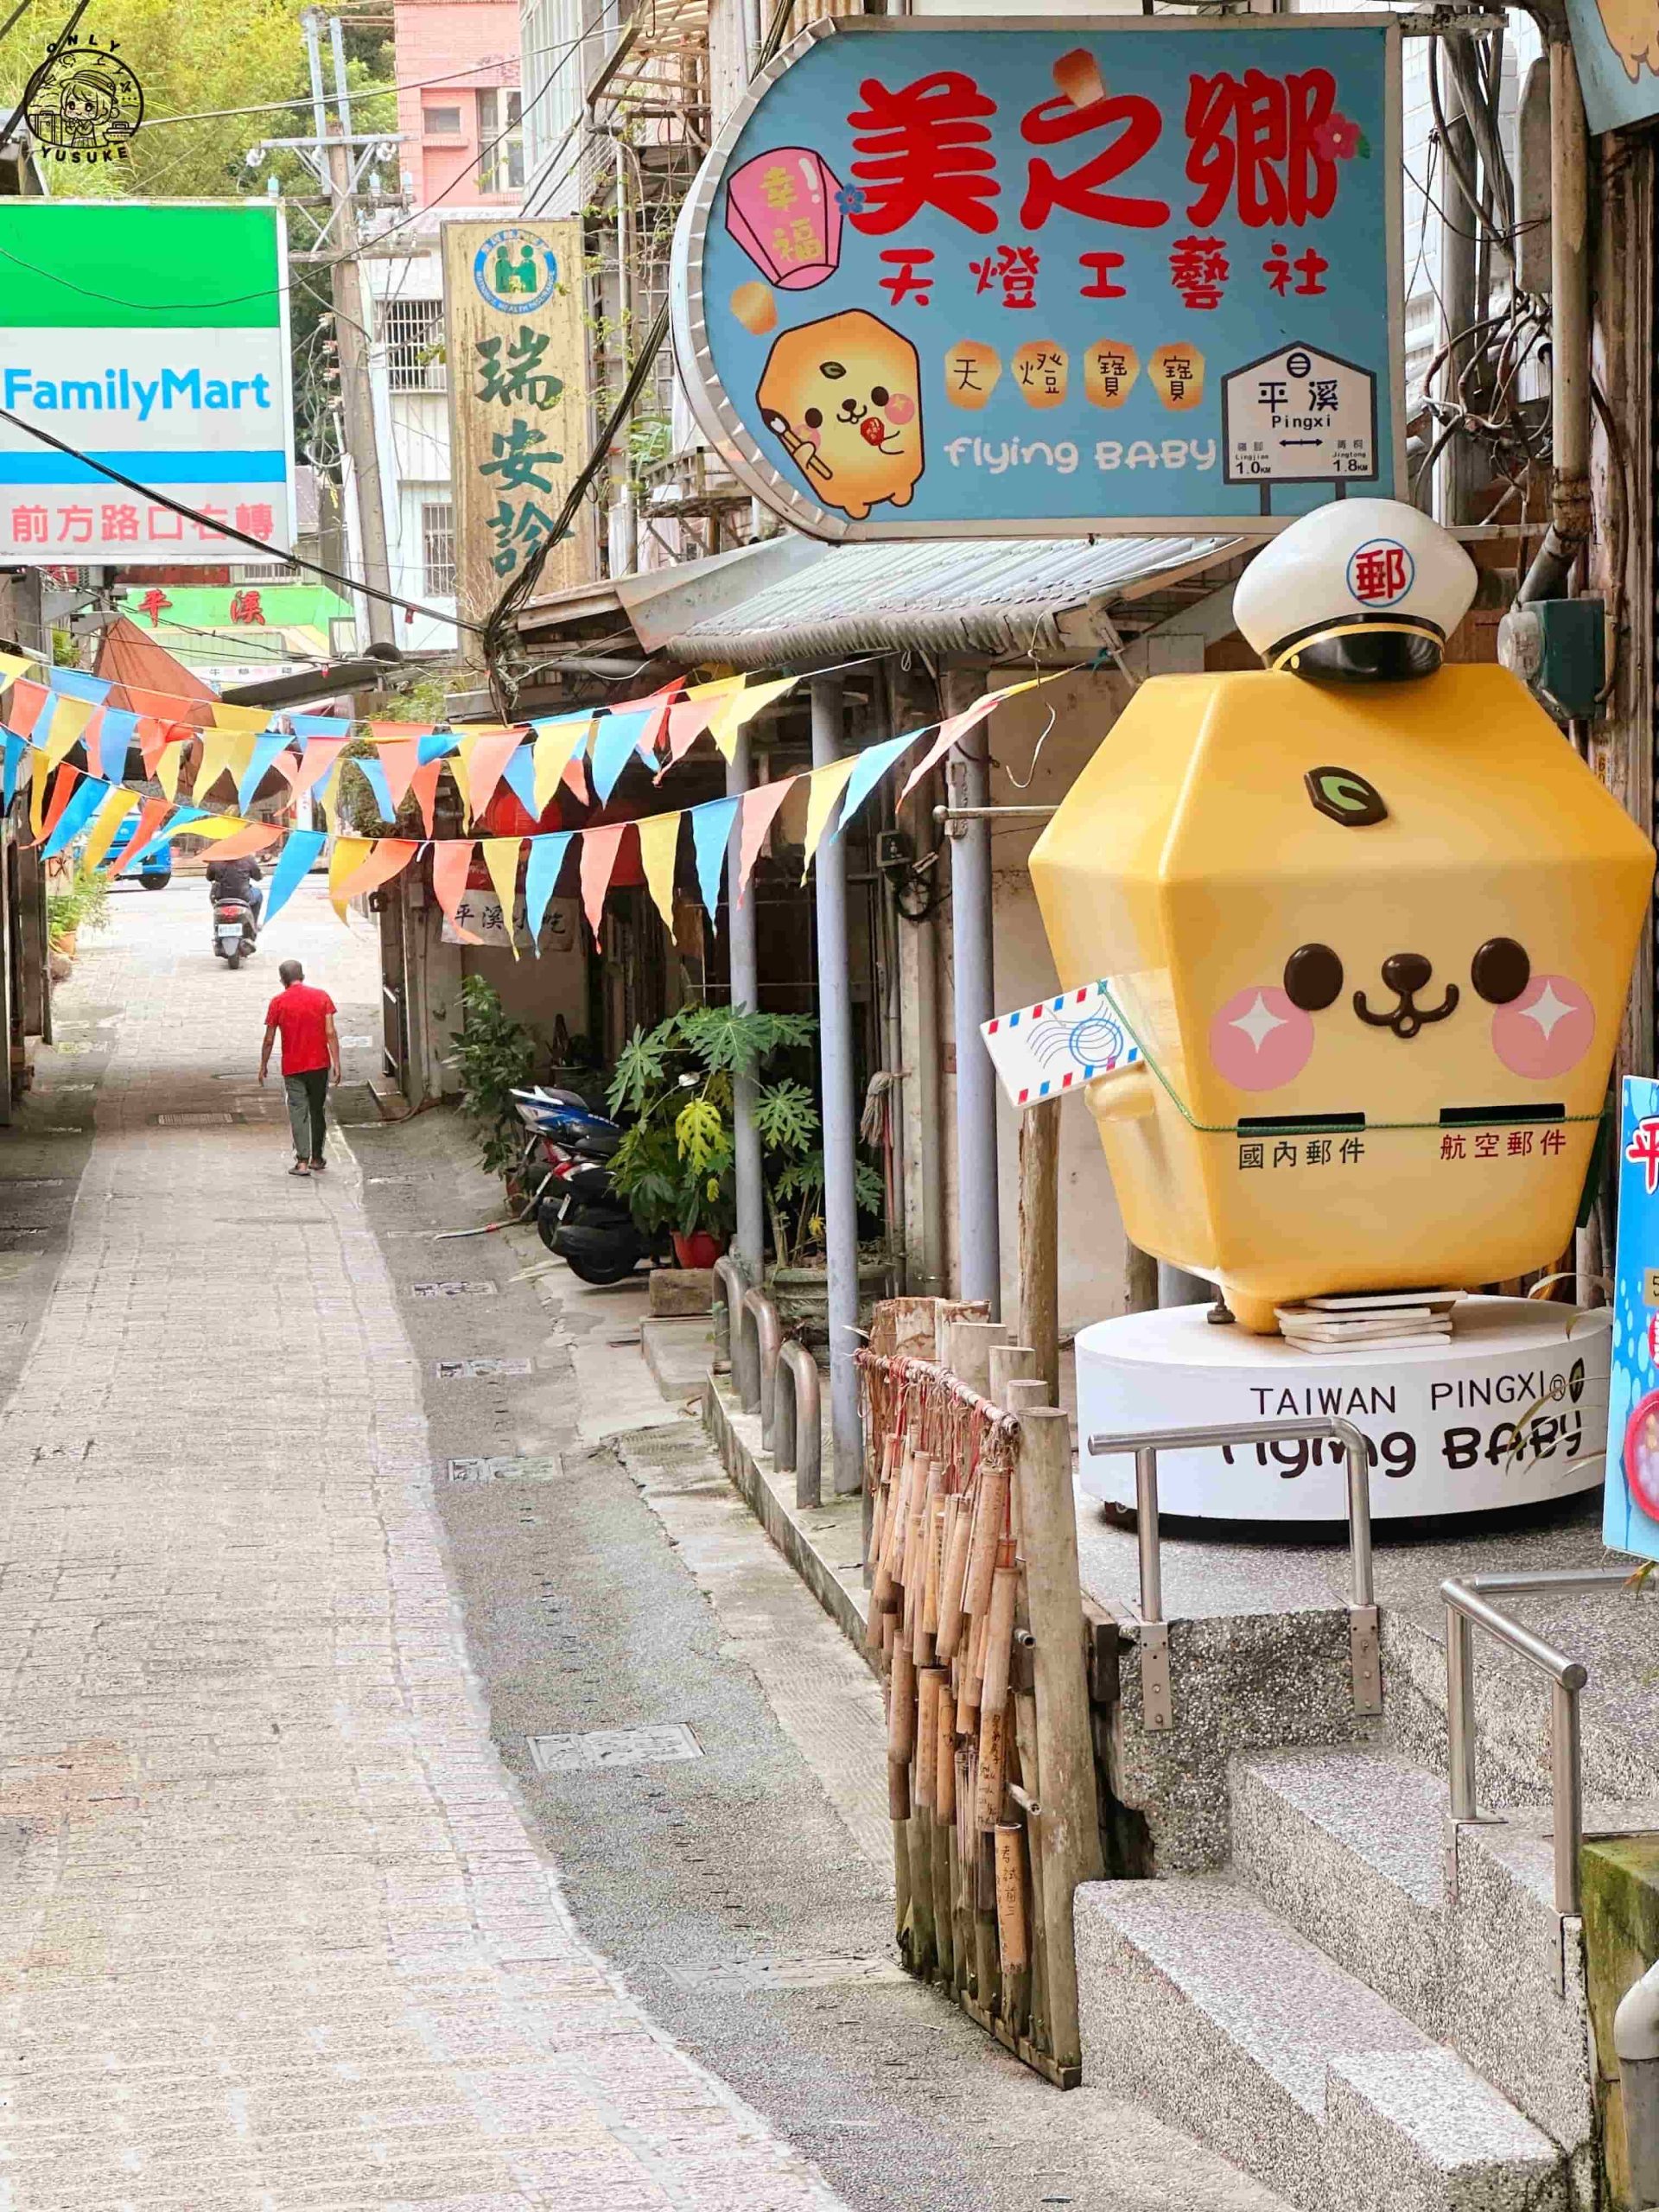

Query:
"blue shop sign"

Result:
[[671, 16, 1404, 540], [1607, 1077, 1659, 1560]]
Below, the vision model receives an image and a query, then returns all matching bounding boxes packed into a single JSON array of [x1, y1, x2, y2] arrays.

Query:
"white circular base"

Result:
[[1076, 1297, 1608, 1522]]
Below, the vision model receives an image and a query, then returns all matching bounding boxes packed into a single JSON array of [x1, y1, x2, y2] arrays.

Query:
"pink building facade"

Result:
[[394, 0, 523, 212]]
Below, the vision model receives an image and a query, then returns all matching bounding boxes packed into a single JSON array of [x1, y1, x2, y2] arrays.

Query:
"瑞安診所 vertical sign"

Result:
[[0, 200, 295, 566]]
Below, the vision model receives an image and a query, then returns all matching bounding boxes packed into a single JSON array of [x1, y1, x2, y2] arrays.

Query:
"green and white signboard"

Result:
[[0, 200, 294, 567]]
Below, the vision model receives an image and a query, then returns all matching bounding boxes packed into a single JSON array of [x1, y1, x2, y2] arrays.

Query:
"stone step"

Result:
[[1229, 1746, 1595, 2196], [1077, 1873, 1567, 2212]]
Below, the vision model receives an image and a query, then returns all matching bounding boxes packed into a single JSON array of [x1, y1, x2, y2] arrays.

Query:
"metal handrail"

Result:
[[772, 1340, 823, 1510], [1086, 1419, 1379, 1727], [712, 1253, 747, 1365], [738, 1288, 784, 1443], [1441, 1567, 1641, 1927]]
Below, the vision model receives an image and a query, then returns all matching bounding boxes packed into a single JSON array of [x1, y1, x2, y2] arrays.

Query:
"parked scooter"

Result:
[[211, 897, 257, 970], [511, 1086, 656, 1286]]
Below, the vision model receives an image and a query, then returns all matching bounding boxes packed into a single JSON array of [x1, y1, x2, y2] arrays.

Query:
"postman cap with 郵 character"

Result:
[[1232, 498, 1478, 683]]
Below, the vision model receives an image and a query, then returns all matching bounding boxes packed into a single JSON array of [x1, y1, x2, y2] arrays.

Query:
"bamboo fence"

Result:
[[857, 1325, 1103, 2086]]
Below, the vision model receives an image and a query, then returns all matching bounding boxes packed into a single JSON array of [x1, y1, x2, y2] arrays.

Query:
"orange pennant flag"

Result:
[[40, 762, 80, 843], [111, 797, 170, 875], [409, 759, 443, 838], [282, 735, 349, 803], [430, 841, 480, 943], [136, 716, 175, 777], [735, 779, 795, 905], [191, 821, 281, 861], [373, 736, 423, 811], [461, 731, 524, 824], [6, 679, 48, 737], [338, 838, 419, 906], [579, 823, 627, 946]]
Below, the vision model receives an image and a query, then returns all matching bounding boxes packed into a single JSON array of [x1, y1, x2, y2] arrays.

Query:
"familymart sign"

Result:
[[0, 201, 294, 566]]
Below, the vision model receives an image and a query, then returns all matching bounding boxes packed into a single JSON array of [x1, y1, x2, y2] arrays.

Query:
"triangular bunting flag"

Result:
[[588, 710, 649, 806], [579, 823, 627, 946], [524, 832, 572, 945], [156, 739, 186, 802], [0, 652, 31, 690], [131, 806, 207, 868], [261, 829, 327, 927], [416, 728, 458, 763], [431, 841, 480, 944], [409, 759, 443, 838], [41, 773, 108, 860], [353, 754, 395, 823], [895, 679, 1044, 810], [735, 778, 796, 905], [499, 741, 538, 819], [46, 667, 109, 704], [460, 730, 524, 824], [111, 798, 170, 875], [37, 761, 79, 845], [80, 786, 137, 877], [706, 676, 798, 763], [635, 811, 683, 934], [689, 796, 739, 921], [40, 695, 95, 774], [191, 724, 251, 808], [137, 716, 178, 778], [832, 729, 921, 838], [3, 730, 31, 809], [208, 702, 272, 735], [531, 715, 591, 810], [337, 838, 418, 908], [238, 728, 292, 812], [328, 836, 373, 920], [282, 734, 348, 804], [6, 681, 48, 739], [801, 754, 861, 879], [96, 708, 137, 785], [481, 836, 525, 956], [190, 820, 282, 861], [662, 696, 713, 774], [373, 736, 423, 812]]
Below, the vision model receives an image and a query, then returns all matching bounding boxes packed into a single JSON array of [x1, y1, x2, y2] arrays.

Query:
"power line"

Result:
[[0, 403, 486, 634]]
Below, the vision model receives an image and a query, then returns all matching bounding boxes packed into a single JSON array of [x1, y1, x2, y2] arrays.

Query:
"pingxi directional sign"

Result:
[[671, 15, 1406, 540]]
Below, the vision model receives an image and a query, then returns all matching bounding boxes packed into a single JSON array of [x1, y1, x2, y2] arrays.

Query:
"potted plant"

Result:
[[607, 1004, 819, 1266], [448, 976, 539, 1185]]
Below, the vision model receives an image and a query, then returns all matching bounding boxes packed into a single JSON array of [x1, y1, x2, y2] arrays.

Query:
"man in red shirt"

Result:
[[258, 959, 341, 1177]]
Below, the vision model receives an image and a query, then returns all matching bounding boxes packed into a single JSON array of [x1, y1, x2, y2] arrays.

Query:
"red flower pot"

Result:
[[672, 1230, 724, 1270]]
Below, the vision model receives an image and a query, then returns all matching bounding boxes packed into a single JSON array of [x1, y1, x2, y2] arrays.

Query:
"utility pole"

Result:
[[302, 9, 396, 649]]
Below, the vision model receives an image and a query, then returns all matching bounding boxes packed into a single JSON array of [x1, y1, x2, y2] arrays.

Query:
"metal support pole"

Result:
[[726, 730, 764, 1284], [1135, 1447, 1162, 1624], [944, 690, 1000, 1314], [811, 675, 862, 1497], [1551, 1676, 1583, 1918], [1446, 1605, 1477, 1823]]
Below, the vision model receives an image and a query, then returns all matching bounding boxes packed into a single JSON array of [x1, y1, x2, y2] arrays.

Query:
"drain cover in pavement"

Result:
[[670, 1955, 907, 1992], [435, 1357, 532, 1380], [368, 1174, 428, 1185], [411, 1281, 499, 1299], [1, 1179, 64, 1188], [527, 1724, 702, 1773], [446, 1454, 562, 1483], [339, 1035, 374, 1047], [155, 1113, 235, 1127]]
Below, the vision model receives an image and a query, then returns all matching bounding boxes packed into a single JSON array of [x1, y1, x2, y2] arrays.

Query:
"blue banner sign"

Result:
[[671, 16, 1404, 540], [1607, 1077, 1659, 1560]]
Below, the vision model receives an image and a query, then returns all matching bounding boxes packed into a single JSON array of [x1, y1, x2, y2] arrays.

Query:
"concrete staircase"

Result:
[[1078, 1726, 1598, 2208]]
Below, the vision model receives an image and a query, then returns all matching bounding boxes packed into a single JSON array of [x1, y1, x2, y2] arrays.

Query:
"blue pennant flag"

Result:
[[238, 728, 291, 812], [689, 797, 739, 921], [260, 830, 327, 928], [131, 806, 208, 868], [499, 741, 539, 819], [354, 754, 394, 822], [831, 730, 919, 839], [291, 715, 351, 741], [3, 729, 28, 809], [41, 775, 108, 859], [589, 711, 649, 805], [417, 728, 460, 764], [96, 707, 137, 784], [46, 668, 111, 704], [524, 833, 573, 945]]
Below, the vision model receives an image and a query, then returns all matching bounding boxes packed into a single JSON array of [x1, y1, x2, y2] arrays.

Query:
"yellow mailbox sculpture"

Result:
[[1030, 501, 1655, 1335]]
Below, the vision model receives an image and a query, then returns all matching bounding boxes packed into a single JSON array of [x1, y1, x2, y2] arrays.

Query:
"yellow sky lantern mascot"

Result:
[[1029, 499, 1656, 1336]]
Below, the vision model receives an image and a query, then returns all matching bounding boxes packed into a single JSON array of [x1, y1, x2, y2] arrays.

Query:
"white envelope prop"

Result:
[[980, 982, 1141, 1112]]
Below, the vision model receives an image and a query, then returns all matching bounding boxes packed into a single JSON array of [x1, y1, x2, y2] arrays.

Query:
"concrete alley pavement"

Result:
[[0, 878, 842, 2211]]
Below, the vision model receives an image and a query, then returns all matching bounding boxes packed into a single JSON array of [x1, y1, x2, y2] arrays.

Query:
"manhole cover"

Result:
[[411, 1281, 498, 1300], [445, 1454, 563, 1484], [670, 1955, 907, 1992], [527, 1724, 701, 1774], [435, 1357, 532, 1381], [155, 1113, 234, 1128]]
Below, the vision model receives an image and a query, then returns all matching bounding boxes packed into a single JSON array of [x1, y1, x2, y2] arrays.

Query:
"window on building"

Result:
[[520, 0, 582, 215], [421, 501, 456, 598], [423, 104, 462, 136], [478, 86, 524, 194], [381, 298, 446, 392]]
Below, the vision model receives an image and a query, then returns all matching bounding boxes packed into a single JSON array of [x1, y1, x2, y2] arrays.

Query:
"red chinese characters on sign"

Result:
[[1169, 234, 1229, 310], [229, 589, 266, 625], [1185, 68, 1341, 229], [1077, 250, 1127, 299], [878, 247, 935, 306], [1019, 73, 1169, 232], [135, 588, 173, 627], [970, 243, 1039, 308], [1628, 1116, 1659, 1195], [1263, 240, 1329, 296], [1351, 542, 1408, 603], [847, 71, 1000, 235]]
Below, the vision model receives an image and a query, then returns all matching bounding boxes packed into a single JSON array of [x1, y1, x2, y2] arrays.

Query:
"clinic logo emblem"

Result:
[[23, 32, 143, 165], [473, 227, 559, 315], [1346, 537, 1414, 607]]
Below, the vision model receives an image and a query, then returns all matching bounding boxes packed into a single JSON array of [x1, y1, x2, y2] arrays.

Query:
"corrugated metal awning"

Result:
[[648, 534, 1242, 667]]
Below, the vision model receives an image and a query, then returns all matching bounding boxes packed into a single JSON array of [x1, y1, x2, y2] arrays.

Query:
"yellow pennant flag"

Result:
[[80, 786, 137, 878], [533, 716, 592, 811], [315, 756, 345, 823], [481, 836, 524, 957], [328, 836, 373, 919], [193, 726, 254, 807], [800, 753, 861, 880], [40, 695, 95, 774], [635, 812, 683, 934], [0, 651, 32, 690], [28, 753, 51, 843], [210, 702, 274, 734], [156, 738, 186, 802], [706, 677, 798, 763]]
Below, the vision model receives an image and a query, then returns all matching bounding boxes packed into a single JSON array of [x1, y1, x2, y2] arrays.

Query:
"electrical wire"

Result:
[[0, 402, 486, 633], [138, 49, 559, 130]]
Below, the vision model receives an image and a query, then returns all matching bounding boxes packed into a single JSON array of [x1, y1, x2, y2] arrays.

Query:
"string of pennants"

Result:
[[0, 646, 1054, 953]]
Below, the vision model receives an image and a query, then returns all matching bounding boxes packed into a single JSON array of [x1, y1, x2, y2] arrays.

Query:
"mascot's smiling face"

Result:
[[756, 309, 924, 521]]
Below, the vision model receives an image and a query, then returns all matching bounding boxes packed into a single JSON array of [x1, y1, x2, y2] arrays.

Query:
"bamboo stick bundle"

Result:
[[957, 1607, 988, 1733], [880, 1445, 914, 1582], [888, 1754, 912, 1821], [888, 1637, 917, 1764], [979, 1561, 1020, 1719], [931, 1817, 954, 1986], [935, 1666, 957, 1818], [881, 1610, 895, 1658], [976, 1704, 1007, 1832], [900, 1452, 930, 1590], [921, 1497, 947, 1638], [934, 1491, 976, 1662], [975, 1829, 1001, 2022], [893, 1815, 911, 1947], [994, 1823, 1030, 1974], [915, 1667, 942, 1808], [907, 1815, 935, 1976]]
